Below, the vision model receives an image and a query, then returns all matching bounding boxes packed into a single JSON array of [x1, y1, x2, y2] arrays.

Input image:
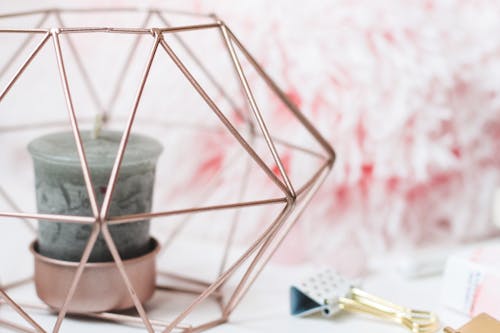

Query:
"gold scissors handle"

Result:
[[338, 288, 439, 333]]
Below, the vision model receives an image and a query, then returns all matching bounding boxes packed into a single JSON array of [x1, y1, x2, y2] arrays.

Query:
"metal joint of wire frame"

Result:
[[0, 6, 335, 333]]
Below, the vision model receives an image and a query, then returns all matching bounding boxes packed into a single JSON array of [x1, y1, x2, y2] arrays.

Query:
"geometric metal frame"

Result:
[[0, 7, 335, 333]]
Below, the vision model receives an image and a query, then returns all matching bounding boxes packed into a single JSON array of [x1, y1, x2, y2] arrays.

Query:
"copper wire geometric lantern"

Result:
[[0, 7, 335, 333]]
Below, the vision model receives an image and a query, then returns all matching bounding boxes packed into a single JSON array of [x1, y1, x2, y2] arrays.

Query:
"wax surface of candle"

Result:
[[28, 130, 163, 262]]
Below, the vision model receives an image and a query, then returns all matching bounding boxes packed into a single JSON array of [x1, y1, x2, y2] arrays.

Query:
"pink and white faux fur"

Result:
[[184, 0, 500, 274]]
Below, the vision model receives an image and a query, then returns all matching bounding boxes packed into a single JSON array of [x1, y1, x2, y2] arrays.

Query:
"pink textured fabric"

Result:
[[178, 0, 500, 274]]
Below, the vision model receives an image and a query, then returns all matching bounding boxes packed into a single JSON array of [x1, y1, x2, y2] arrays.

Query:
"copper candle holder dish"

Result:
[[0, 6, 335, 333], [31, 238, 159, 313]]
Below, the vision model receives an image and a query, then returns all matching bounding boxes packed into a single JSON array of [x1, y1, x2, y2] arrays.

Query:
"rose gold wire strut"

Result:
[[226, 27, 335, 162], [57, 27, 150, 34], [0, 319, 35, 333], [100, 224, 155, 333], [154, 11, 251, 127], [212, 14, 257, 137], [0, 32, 50, 102], [107, 197, 286, 225], [158, 23, 220, 33], [0, 300, 192, 332], [222, 197, 296, 317], [53, 23, 220, 35], [165, 206, 291, 331], [0, 212, 94, 224], [0, 29, 47, 34], [226, 164, 331, 314], [0, 289, 45, 333], [157, 35, 290, 199], [52, 30, 99, 217], [100, 33, 159, 222], [219, 23, 296, 199], [51, 224, 100, 333], [0, 12, 50, 79], [163, 204, 292, 333]]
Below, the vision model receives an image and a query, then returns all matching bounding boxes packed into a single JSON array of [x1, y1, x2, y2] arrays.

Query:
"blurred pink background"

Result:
[[1, 0, 499, 276], [182, 0, 500, 274]]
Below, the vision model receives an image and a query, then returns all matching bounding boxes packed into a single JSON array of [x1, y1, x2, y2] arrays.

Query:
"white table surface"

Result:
[[1, 259, 471, 333]]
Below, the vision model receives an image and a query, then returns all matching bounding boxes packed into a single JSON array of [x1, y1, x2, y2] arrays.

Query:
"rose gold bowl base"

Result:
[[30, 238, 159, 313]]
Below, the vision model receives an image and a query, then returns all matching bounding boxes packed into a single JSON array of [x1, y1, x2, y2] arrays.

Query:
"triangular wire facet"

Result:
[[0, 12, 51, 82], [157, 24, 294, 196], [157, 31, 289, 197], [55, 11, 154, 119], [222, 26, 335, 191], [102, 27, 289, 227], [158, 203, 290, 332], [227, 27, 333, 158]]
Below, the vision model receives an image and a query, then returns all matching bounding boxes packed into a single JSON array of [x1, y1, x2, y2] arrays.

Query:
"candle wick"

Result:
[[92, 113, 104, 139]]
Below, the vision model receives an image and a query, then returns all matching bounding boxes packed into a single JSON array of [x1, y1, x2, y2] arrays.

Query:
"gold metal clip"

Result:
[[338, 288, 439, 333]]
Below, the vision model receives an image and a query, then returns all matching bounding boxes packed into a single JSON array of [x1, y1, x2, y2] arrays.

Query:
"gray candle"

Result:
[[28, 130, 163, 262]]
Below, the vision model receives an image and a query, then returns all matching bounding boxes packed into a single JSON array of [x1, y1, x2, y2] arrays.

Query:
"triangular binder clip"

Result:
[[290, 268, 354, 317]]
